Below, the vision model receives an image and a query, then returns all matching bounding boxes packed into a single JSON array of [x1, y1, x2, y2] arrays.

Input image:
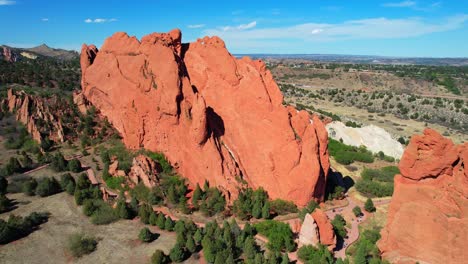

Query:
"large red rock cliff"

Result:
[[378, 128, 467, 264], [79, 29, 330, 206]]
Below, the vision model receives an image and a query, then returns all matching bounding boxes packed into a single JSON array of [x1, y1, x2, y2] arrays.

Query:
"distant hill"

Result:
[[0, 44, 78, 62], [235, 54, 468, 66]]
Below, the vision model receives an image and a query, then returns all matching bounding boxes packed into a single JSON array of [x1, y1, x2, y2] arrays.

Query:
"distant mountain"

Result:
[[0, 44, 78, 62], [25, 44, 78, 61]]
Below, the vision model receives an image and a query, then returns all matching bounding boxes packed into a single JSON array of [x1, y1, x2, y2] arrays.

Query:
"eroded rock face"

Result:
[[1, 46, 18, 62], [80, 29, 330, 205], [128, 155, 162, 188], [7, 89, 65, 144], [311, 209, 337, 251], [378, 128, 467, 264]]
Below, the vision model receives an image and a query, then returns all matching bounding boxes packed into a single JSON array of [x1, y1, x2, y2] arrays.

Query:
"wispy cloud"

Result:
[[0, 0, 15, 5], [220, 21, 257, 32], [383, 1, 442, 11], [84, 18, 117, 23], [204, 15, 468, 49], [188, 24, 205, 29], [41, 18, 49, 22], [383, 1, 416, 7]]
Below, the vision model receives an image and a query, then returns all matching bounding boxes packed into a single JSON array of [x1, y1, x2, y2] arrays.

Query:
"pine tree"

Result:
[[262, 200, 271, 219], [164, 217, 175, 231], [151, 249, 167, 264], [252, 200, 262, 219], [364, 198, 376, 212], [149, 212, 158, 225], [193, 229, 203, 244], [226, 254, 235, 264], [117, 199, 131, 219], [244, 237, 256, 260], [186, 234, 196, 253], [202, 236, 216, 263], [281, 253, 290, 264], [157, 213, 166, 229], [192, 183, 202, 208], [169, 242, 185, 263], [139, 203, 151, 224], [139, 227, 154, 242]]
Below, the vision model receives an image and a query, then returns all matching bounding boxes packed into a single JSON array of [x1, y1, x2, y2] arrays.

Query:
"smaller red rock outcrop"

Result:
[[128, 155, 162, 188], [311, 209, 337, 251], [378, 128, 467, 264], [6, 89, 65, 144], [1, 46, 18, 62]]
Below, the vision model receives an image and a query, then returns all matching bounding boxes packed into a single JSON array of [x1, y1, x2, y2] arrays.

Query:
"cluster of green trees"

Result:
[[22, 177, 61, 197], [299, 200, 320, 221], [3, 124, 36, 150], [192, 182, 226, 216], [232, 188, 271, 220], [0, 211, 50, 244], [253, 220, 296, 252], [297, 244, 336, 264], [348, 228, 388, 264], [0, 56, 80, 90], [356, 167, 398, 197], [50, 152, 82, 173], [328, 139, 374, 165]]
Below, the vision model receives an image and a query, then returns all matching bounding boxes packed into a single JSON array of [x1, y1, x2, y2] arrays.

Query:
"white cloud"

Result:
[[41, 18, 49, 22], [188, 24, 205, 29], [0, 0, 15, 5], [220, 21, 257, 32], [204, 15, 468, 49], [84, 18, 117, 23], [383, 1, 416, 7]]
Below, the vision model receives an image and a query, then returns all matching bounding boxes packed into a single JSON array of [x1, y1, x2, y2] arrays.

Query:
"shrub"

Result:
[[90, 200, 119, 225], [331, 214, 347, 239], [35, 177, 62, 197], [22, 179, 37, 196], [151, 249, 168, 264], [67, 233, 98, 258], [0, 194, 11, 213], [105, 176, 125, 190], [0, 176, 7, 195], [67, 159, 82, 173], [50, 152, 68, 172], [270, 199, 298, 215], [60, 173, 75, 190], [169, 242, 185, 263]]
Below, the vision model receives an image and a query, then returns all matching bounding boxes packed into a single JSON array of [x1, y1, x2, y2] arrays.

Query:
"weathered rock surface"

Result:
[[79, 30, 330, 205], [128, 155, 162, 188], [299, 213, 320, 246], [378, 128, 467, 264], [311, 209, 337, 251], [1, 46, 19, 62], [326, 121, 404, 159], [6, 89, 65, 144]]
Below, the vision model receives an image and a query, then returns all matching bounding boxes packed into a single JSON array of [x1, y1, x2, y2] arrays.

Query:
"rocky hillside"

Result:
[[1, 44, 78, 62], [378, 128, 467, 264], [79, 29, 330, 206]]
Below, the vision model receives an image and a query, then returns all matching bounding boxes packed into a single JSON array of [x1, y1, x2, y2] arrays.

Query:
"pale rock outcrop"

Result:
[[326, 121, 404, 159]]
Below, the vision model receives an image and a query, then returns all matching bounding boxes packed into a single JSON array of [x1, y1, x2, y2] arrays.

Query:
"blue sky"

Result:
[[0, 0, 467, 57]]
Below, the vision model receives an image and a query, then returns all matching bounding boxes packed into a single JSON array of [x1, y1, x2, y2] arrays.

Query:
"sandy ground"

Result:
[[0, 192, 177, 264]]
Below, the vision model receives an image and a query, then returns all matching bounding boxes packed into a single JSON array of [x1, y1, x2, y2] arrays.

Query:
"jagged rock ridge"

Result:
[[79, 29, 330, 205], [378, 128, 467, 264]]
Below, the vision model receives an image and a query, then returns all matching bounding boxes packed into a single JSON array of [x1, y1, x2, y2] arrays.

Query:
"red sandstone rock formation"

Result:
[[378, 128, 467, 264], [80, 29, 330, 206], [128, 155, 162, 188], [7, 89, 65, 144], [311, 209, 337, 250]]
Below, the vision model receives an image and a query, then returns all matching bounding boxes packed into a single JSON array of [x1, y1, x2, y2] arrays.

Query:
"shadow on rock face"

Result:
[[206, 107, 225, 139]]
